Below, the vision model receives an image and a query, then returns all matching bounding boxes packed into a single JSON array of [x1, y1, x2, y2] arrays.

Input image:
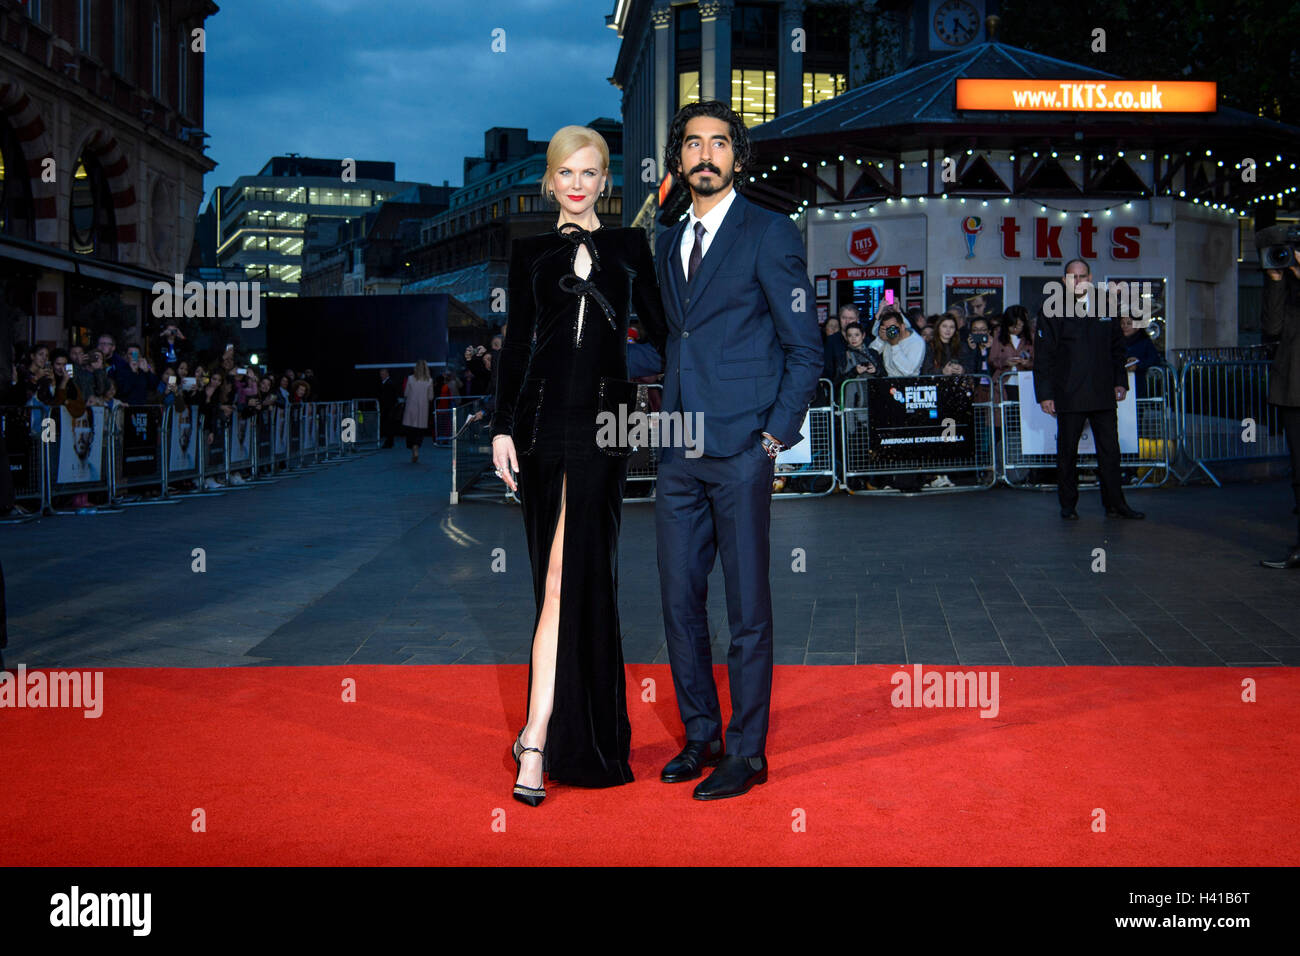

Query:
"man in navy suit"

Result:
[[630, 101, 822, 800]]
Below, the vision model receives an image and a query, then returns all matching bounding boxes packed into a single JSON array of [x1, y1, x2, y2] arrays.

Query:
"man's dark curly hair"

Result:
[[663, 100, 752, 182]]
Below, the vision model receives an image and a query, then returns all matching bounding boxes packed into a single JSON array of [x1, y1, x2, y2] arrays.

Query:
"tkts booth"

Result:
[[741, 34, 1299, 491]]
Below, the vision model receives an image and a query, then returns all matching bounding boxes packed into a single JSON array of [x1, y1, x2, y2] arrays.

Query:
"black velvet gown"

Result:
[[490, 222, 668, 788]]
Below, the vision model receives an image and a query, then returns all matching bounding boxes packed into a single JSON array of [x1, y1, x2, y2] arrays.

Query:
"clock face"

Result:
[[934, 0, 979, 47]]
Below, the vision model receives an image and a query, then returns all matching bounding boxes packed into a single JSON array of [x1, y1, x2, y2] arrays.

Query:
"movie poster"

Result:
[[169, 406, 199, 472], [58, 406, 103, 484], [944, 275, 1005, 319]]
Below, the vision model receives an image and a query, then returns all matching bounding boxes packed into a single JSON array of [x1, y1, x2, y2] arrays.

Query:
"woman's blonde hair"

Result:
[[541, 125, 611, 202], [413, 359, 430, 381]]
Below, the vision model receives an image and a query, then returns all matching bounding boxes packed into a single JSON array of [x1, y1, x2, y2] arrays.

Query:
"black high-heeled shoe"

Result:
[[513, 738, 546, 807]]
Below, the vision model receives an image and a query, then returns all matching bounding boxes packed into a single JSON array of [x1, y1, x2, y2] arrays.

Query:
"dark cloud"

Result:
[[203, 0, 622, 202]]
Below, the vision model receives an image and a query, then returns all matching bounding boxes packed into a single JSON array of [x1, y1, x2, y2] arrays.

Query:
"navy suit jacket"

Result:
[[627, 190, 822, 458]]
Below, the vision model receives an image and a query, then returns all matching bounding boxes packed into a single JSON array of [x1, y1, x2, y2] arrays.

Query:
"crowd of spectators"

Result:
[[817, 296, 1166, 491], [7, 327, 326, 492]]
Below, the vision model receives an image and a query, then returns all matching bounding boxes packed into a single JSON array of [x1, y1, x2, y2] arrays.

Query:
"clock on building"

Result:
[[932, 0, 981, 48]]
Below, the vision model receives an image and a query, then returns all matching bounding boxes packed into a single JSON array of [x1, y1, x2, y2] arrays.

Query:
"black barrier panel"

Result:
[[866, 376, 978, 467], [121, 408, 161, 478], [2, 407, 40, 497]]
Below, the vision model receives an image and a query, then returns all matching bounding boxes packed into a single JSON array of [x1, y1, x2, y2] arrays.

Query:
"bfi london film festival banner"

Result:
[[1017, 371, 1138, 454], [866, 377, 977, 465], [57, 406, 104, 484]]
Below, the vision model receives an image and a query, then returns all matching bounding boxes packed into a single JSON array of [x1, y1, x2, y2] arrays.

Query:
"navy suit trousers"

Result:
[[655, 439, 775, 757]]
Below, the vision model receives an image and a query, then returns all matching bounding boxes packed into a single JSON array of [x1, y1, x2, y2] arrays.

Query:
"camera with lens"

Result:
[[971, 332, 989, 346], [882, 322, 902, 341], [1256, 223, 1300, 271]]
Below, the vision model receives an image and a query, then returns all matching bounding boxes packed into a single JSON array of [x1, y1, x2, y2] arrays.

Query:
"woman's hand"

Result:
[[491, 434, 519, 492]]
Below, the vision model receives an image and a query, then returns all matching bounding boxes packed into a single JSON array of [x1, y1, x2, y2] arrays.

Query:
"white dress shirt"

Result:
[[678, 185, 739, 281]]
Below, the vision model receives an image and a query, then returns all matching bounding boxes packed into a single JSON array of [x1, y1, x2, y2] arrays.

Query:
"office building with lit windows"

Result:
[[402, 120, 623, 325], [606, 0, 854, 230], [0, 0, 218, 348], [205, 156, 425, 297]]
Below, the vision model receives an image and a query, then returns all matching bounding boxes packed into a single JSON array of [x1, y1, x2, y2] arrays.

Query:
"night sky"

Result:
[[202, 0, 623, 204]]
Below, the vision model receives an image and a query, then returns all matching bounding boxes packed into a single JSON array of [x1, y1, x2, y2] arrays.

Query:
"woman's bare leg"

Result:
[[517, 472, 565, 790]]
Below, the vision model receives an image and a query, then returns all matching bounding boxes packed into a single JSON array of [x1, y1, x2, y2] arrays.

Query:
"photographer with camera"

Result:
[[1258, 224, 1300, 569], [872, 309, 925, 378]]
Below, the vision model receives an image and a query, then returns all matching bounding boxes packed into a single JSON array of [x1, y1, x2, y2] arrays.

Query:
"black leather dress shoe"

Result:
[[661, 739, 724, 783], [1261, 547, 1300, 570], [1106, 506, 1145, 519], [1060, 509, 1079, 520], [692, 754, 767, 801]]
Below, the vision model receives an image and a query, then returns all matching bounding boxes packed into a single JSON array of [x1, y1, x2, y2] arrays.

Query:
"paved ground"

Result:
[[3, 444, 1299, 668]]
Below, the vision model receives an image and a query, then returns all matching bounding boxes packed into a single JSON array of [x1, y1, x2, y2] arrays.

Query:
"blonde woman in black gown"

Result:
[[490, 125, 668, 805]]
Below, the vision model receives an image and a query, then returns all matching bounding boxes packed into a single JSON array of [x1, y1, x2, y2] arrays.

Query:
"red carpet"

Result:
[[3, 665, 1297, 866]]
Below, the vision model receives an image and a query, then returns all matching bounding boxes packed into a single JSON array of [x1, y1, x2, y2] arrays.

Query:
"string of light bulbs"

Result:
[[745, 148, 1295, 221]]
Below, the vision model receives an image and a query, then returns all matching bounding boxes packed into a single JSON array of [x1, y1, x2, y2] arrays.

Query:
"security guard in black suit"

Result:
[[1034, 259, 1145, 520]]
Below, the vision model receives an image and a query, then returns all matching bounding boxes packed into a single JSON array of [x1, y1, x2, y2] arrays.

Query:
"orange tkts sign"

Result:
[[955, 79, 1216, 113]]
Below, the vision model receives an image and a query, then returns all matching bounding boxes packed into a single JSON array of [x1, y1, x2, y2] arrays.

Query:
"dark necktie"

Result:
[[687, 221, 706, 284]]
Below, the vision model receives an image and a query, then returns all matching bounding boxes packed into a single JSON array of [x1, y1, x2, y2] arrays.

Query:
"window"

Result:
[[731, 69, 776, 126], [678, 71, 700, 109], [0, 117, 36, 239], [26, 0, 51, 27], [803, 72, 847, 107], [151, 5, 164, 99], [675, 5, 700, 52], [177, 35, 189, 115], [114, 0, 132, 75], [732, 3, 777, 54], [78, 0, 94, 53], [70, 153, 118, 260], [802, 4, 850, 106]]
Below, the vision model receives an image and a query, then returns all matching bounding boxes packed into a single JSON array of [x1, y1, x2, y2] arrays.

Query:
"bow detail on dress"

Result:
[[553, 224, 617, 332], [553, 222, 603, 271], [557, 273, 616, 327]]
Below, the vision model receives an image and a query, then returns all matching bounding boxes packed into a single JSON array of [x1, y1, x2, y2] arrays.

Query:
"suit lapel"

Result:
[[660, 217, 689, 323], [683, 191, 747, 317]]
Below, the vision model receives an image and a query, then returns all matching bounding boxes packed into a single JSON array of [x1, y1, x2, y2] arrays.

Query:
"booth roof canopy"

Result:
[[748, 41, 1297, 149]]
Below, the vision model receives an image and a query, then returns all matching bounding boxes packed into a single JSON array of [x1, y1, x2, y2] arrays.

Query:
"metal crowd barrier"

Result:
[[351, 399, 382, 451], [449, 398, 498, 504], [2, 398, 376, 520], [1, 405, 46, 521], [839, 374, 997, 494], [1172, 358, 1286, 486], [42, 403, 121, 515], [774, 378, 837, 498], [996, 368, 1175, 489], [108, 404, 179, 507]]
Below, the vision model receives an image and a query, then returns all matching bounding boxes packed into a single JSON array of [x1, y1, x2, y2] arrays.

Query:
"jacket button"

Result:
[[682, 331, 690, 338]]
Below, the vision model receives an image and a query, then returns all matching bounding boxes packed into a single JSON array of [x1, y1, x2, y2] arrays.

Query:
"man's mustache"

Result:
[[691, 163, 722, 176]]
